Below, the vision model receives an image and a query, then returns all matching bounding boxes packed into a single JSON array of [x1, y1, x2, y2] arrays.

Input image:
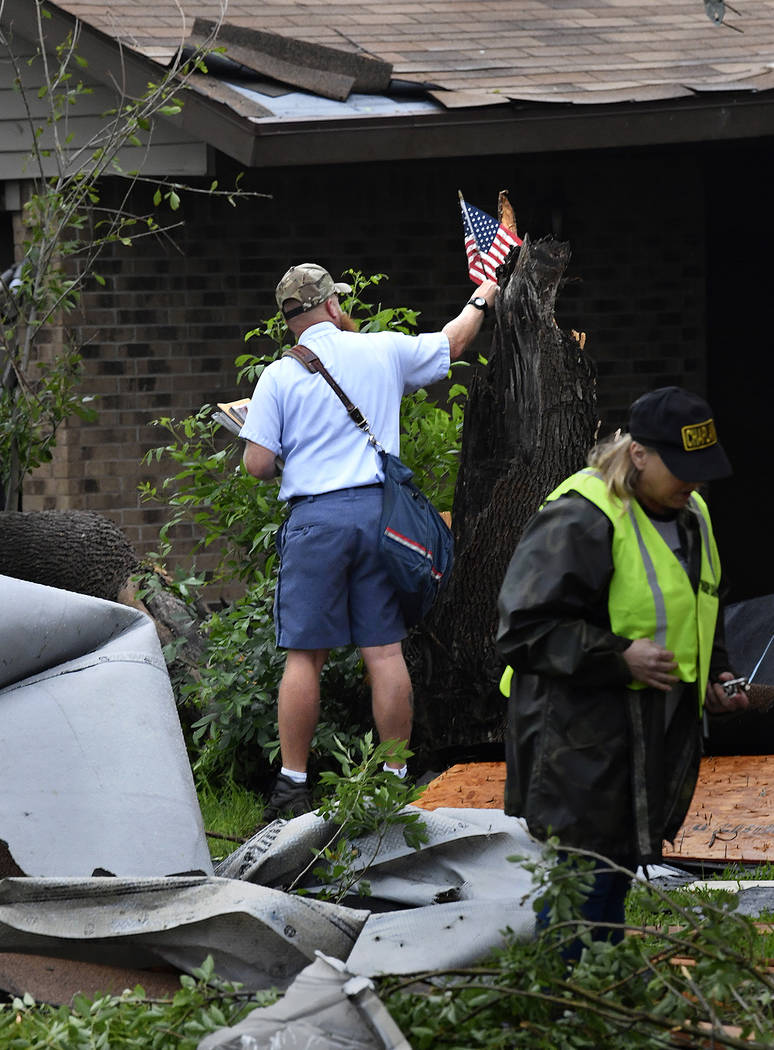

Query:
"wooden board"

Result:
[[0, 953, 182, 1004], [415, 757, 774, 865], [414, 762, 505, 811], [664, 754, 774, 865]]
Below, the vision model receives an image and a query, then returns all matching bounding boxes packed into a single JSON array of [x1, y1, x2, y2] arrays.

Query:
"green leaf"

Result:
[[168, 190, 181, 211]]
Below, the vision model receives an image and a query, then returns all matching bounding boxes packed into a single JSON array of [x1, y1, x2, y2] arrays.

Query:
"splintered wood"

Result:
[[663, 754, 774, 865], [415, 757, 774, 865]]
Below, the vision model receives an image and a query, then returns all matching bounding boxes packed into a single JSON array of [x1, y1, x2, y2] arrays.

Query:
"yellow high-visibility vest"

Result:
[[499, 469, 720, 710]]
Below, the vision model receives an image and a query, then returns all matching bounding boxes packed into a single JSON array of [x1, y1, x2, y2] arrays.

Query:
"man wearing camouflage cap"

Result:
[[241, 262, 498, 819]]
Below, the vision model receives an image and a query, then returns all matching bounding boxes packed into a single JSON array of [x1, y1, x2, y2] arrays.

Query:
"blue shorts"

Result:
[[274, 485, 406, 650]]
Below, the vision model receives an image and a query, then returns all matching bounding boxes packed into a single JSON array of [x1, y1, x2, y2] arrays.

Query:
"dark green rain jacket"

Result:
[[496, 490, 730, 865]]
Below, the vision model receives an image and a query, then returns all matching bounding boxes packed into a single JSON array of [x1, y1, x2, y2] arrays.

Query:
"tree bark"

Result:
[[409, 234, 598, 759], [0, 509, 206, 682], [0, 510, 140, 601]]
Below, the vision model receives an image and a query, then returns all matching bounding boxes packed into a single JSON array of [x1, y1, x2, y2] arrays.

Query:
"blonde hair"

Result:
[[586, 431, 642, 505]]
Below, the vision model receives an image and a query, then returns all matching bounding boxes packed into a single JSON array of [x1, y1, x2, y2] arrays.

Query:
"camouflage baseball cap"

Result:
[[275, 263, 352, 318]]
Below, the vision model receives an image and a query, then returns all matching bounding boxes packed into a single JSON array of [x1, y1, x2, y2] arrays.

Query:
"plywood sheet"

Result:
[[664, 755, 774, 865], [414, 762, 505, 810], [0, 953, 182, 1004]]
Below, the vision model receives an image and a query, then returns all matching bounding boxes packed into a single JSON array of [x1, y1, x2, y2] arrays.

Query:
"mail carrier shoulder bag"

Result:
[[378, 449, 454, 627], [283, 343, 454, 627]]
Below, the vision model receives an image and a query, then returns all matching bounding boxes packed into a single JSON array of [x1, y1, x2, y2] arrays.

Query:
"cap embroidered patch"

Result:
[[681, 418, 717, 451], [628, 387, 731, 481]]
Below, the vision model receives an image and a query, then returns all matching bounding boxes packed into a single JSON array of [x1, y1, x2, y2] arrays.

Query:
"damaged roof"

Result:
[[5, 1, 774, 167], [48, 0, 774, 106]]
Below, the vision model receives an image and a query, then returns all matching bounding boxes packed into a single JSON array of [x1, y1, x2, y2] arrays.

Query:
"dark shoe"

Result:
[[262, 773, 313, 822]]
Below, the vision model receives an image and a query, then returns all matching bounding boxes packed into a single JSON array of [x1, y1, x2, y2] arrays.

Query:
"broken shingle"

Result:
[[189, 19, 393, 102]]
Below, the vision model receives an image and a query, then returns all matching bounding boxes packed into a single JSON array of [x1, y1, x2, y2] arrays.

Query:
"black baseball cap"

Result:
[[628, 386, 732, 482]]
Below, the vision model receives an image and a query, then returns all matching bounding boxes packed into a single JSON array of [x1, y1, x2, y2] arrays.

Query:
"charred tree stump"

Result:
[[408, 234, 598, 759]]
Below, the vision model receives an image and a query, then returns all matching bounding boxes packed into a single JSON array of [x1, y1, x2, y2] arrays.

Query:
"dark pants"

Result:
[[537, 852, 633, 963]]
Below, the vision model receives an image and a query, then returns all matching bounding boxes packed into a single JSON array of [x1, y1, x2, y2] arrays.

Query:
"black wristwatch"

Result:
[[467, 295, 488, 314]]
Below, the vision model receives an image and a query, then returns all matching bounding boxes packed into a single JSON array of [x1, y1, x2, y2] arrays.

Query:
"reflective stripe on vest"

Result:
[[545, 469, 720, 709]]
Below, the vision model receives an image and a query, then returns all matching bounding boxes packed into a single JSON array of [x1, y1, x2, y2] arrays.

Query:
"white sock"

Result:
[[281, 767, 307, 784], [383, 763, 408, 779]]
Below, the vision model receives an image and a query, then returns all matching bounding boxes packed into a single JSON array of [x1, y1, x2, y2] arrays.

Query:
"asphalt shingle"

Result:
[[49, 0, 774, 106]]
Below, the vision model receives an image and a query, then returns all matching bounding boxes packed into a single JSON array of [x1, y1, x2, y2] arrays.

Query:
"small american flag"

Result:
[[460, 197, 521, 284]]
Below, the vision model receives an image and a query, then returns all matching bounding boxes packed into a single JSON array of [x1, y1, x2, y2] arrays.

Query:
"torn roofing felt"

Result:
[[186, 18, 393, 102], [0, 575, 213, 878]]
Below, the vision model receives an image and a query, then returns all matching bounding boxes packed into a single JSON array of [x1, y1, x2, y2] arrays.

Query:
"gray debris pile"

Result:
[[8, 575, 774, 1048], [0, 575, 211, 878], [0, 575, 542, 1048]]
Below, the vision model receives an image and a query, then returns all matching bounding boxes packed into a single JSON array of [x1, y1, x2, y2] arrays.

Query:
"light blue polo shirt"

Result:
[[240, 321, 450, 501]]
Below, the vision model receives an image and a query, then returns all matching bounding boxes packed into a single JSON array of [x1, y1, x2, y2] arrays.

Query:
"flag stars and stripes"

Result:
[[460, 199, 522, 285]]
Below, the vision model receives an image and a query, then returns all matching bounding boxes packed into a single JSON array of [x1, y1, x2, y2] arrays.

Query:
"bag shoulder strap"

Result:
[[282, 343, 376, 441]]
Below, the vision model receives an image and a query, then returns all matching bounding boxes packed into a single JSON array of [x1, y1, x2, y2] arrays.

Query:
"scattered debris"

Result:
[[0, 874, 368, 990], [4, 572, 774, 1037], [217, 807, 542, 977], [0, 575, 211, 877], [199, 952, 411, 1050]]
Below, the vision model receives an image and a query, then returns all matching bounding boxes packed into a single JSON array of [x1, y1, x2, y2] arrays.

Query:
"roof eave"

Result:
[[234, 90, 774, 169], [2, 0, 258, 168]]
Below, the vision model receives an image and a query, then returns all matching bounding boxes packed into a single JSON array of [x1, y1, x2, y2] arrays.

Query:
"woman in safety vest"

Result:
[[496, 386, 749, 959]]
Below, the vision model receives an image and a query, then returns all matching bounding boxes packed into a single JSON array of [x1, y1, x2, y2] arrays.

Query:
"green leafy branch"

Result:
[[0, 1, 266, 509], [381, 844, 774, 1048], [286, 734, 428, 902], [0, 955, 277, 1050]]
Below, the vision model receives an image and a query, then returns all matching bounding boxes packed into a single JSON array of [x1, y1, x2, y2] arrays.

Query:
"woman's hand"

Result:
[[705, 671, 751, 714], [623, 638, 679, 691]]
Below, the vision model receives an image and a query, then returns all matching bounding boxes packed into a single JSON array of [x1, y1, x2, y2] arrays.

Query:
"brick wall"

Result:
[[21, 144, 708, 590]]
